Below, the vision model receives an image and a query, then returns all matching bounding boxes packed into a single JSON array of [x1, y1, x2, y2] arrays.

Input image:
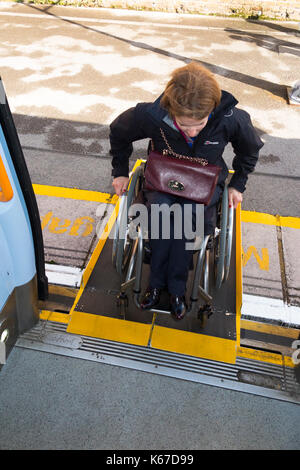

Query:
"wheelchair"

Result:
[[112, 162, 234, 322]]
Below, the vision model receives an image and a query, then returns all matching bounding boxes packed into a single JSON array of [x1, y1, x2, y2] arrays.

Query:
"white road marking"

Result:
[[242, 293, 300, 326]]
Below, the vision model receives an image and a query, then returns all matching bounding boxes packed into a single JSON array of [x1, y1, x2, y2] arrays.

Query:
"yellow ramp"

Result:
[[151, 326, 237, 364], [67, 311, 152, 347]]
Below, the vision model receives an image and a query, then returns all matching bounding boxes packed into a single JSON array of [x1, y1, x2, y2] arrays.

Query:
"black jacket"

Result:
[[109, 91, 264, 193]]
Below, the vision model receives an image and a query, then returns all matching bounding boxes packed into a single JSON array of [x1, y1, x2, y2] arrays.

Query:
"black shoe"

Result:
[[170, 295, 187, 320], [140, 287, 161, 310]]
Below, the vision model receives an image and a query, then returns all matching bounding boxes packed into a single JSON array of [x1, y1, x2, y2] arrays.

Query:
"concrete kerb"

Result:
[[6, 0, 300, 21]]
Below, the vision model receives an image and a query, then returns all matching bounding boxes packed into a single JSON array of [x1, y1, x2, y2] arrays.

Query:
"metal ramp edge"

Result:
[[15, 319, 300, 405]]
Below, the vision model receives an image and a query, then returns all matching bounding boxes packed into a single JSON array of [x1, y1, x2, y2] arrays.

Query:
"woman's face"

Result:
[[174, 115, 209, 138]]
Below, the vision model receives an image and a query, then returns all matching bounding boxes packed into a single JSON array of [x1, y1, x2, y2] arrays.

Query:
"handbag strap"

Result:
[[159, 128, 208, 166]]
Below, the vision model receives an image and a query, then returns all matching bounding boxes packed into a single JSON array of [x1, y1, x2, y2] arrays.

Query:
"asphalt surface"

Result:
[[0, 2, 300, 215], [0, 2, 300, 451]]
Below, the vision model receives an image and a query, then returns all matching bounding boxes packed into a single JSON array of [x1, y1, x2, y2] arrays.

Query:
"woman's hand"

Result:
[[112, 176, 129, 197], [228, 187, 243, 209]]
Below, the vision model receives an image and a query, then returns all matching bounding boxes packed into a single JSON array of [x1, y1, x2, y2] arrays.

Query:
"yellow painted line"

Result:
[[33, 160, 145, 203], [237, 346, 295, 368], [151, 326, 237, 364], [279, 216, 300, 229], [48, 284, 78, 299], [66, 311, 152, 347], [284, 356, 295, 368], [241, 211, 278, 226], [235, 203, 242, 347], [241, 211, 300, 229], [241, 319, 300, 339], [33, 183, 118, 204], [39, 310, 70, 324], [32, 182, 300, 229]]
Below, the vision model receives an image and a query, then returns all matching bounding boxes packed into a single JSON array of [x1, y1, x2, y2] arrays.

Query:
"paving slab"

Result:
[[241, 221, 283, 300], [38, 195, 114, 268], [282, 226, 300, 306], [34, 187, 116, 273]]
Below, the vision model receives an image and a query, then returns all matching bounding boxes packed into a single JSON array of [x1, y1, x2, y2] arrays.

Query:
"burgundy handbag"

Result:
[[144, 128, 221, 206]]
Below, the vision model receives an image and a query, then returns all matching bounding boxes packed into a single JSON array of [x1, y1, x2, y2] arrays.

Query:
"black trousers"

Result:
[[143, 185, 222, 296]]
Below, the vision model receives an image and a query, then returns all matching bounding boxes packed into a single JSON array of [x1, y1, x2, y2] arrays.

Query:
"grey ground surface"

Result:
[[1, 348, 300, 450], [1, 3, 300, 451]]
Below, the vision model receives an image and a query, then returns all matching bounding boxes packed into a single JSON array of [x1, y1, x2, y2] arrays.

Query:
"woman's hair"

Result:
[[160, 62, 221, 119]]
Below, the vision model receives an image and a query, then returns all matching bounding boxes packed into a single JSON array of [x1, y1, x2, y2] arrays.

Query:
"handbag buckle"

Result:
[[168, 180, 185, 192]]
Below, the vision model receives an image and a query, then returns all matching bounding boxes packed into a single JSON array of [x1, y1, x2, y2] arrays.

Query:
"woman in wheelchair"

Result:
[[110, 62, 263, 320]]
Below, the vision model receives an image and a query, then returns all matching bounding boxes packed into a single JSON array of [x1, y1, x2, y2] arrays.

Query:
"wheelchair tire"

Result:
[[215, 185, 233, 289], [112, 194, 126, 268], [224, 204, 234, 282], [113, 166, 144, 276]]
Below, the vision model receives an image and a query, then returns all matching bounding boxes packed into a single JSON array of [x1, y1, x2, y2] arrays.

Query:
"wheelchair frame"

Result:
[[112, 164, 234, 318]]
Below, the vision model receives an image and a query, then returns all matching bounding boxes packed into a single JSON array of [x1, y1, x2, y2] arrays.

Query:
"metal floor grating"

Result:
[[16, 320, 300, 404]]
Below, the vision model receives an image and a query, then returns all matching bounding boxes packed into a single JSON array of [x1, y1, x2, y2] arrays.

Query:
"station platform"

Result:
[[16, 176, 300, 403]]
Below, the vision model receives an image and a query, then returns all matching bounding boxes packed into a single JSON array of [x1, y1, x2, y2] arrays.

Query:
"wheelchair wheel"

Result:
[[190, 235, 212, 307], [215, 185, 234, 289], [112, 166, 144, 276]]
